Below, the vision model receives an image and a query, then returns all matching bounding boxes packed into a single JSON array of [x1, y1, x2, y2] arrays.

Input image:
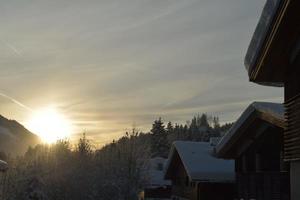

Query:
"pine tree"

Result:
[[199, 114, 209, 128], [76, 133, 92, 159], [166, 121, 174, 135], [212, 116, 220, 129], [150, 118, 170, 158], [189, 116, 198, 140]]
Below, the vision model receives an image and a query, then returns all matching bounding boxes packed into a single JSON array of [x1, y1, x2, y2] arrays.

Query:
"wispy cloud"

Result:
[[0, 0, 283, 143], [0, 92, 33, 112]]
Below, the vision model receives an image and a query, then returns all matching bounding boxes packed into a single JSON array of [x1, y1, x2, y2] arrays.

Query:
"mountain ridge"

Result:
[[0, 115, 41, 156]]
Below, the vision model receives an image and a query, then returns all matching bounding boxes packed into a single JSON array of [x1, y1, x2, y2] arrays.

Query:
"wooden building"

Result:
[[164, 141, 234, 200], [244, 0, 300, 199], [139, 157, 171, 200], [216, 102, 290, 200]]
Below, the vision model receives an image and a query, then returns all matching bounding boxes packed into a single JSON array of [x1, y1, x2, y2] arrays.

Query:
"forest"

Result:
[[0, 114, 233, 200]]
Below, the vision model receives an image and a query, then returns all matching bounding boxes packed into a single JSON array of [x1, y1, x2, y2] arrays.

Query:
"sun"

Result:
[[26, 106, 73, 144]]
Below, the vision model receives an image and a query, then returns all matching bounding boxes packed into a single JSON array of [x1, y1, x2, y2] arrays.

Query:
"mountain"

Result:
[[0, 115, 41, 156]]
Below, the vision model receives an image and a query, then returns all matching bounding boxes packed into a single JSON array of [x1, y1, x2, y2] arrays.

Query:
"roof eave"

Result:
[[216, 103, 285, 158], [216, 110, 257, 159], [245, 0, 298, 86]]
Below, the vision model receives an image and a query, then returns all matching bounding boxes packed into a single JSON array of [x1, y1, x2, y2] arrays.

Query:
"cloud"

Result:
[[0, 0, 283, 144]]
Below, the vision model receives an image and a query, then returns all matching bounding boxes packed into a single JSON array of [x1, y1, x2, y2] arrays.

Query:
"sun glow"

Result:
[[26, 106, 73, 144]]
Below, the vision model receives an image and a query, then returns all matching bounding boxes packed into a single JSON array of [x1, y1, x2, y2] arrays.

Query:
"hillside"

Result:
[[0, 115, 41, 156]]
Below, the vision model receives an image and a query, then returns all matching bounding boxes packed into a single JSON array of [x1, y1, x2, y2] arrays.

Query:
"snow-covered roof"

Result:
[[0, 160, 8, 172], [245, 0, 282, 78], [216, 102, 284, 157], [147, 157, 171, 187], [165, 141, 234, 182], [251, 102, 284, 119]]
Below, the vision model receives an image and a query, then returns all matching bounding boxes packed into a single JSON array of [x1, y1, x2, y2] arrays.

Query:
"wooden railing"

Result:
[[236, 172, 290, 200]]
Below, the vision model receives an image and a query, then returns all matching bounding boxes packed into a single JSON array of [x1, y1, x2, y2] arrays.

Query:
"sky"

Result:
[[0, 0, 283, 146]]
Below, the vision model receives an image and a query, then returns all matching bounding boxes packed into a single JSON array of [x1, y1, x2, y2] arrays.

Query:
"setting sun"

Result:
[[26, 106, 73, 143]]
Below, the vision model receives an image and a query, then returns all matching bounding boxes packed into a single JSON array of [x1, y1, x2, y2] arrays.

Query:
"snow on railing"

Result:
[[0, 160, 8, 172]]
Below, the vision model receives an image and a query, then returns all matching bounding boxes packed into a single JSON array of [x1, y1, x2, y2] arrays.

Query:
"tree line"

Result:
[[0, 114, 233, 200]]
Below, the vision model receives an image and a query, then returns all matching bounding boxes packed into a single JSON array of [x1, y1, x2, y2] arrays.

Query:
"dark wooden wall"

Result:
[[235, 126, 290, 200], [171, 157, 198, 200], [284, 50, 300, 161]]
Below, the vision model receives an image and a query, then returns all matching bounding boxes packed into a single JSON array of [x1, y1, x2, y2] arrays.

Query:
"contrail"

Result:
[[0, 39, 22, 56], [0, 92, 33, 112]]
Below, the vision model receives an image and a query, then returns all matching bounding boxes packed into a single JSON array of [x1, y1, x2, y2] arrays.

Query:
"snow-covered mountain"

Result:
[[0, 115, 41, 156]]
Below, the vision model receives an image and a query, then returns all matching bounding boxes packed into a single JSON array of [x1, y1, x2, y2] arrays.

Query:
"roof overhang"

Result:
[[244, 0, 300, 86], [216, 102, 285, 159]]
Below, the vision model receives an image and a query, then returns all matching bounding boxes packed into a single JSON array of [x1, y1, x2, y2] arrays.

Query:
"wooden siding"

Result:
[[284, 93, 300, 161]]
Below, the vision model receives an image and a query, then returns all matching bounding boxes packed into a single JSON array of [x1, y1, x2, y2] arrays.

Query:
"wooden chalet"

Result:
[[244, 0, 300, 199], [216, 102, 290, 200], [164, 141, 234, 200], [139, 157, 171, 200]]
